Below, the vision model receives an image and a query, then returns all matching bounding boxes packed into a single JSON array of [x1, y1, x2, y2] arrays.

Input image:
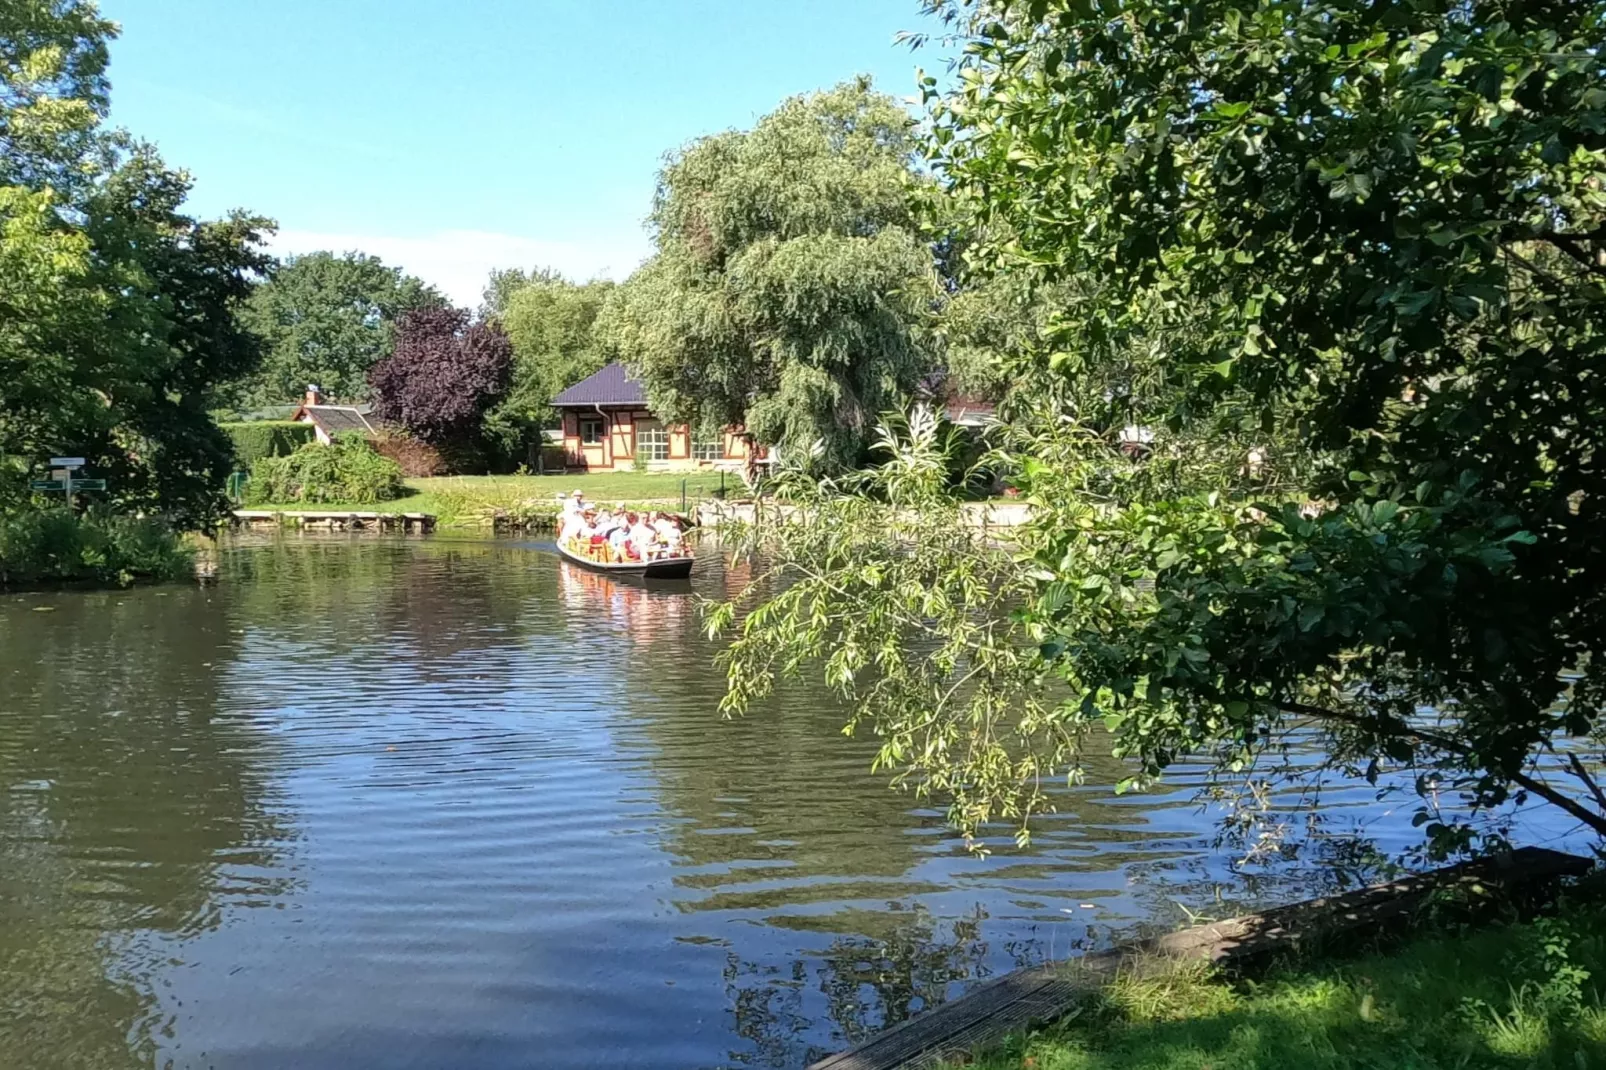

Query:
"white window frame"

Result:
[[636, 420, 669, 462]]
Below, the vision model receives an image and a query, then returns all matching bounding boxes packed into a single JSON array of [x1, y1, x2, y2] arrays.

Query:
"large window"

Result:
[[692, 439, 724, 462], [636, 419, 668, 461], [579, 417, 604, 446]]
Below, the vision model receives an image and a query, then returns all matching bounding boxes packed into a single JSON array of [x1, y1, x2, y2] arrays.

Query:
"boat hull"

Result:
[[555, 540, 694, 579]]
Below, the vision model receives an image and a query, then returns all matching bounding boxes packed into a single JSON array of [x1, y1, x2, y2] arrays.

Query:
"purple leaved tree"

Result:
[[369, 307, 512, 446]]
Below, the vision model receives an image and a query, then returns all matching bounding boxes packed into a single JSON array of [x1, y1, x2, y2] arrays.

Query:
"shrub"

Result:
[[0, 509, 193, 587], [243, 437, 405, 505], [219, 421, 316, 467], [370, 430, 446, 477]]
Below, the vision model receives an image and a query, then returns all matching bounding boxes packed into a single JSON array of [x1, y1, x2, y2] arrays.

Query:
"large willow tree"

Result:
[[596, 77, 938, 471], [715, 0, 1606, 852]]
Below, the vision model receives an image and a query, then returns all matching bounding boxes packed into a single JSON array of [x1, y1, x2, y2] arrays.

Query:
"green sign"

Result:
[[31, 478, 105, 491]]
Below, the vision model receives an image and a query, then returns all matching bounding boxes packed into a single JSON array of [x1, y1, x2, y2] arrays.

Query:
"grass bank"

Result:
[[0, 509, 193, 588], [243, 471, 735, 526], [957, 894, 1606, 1070]]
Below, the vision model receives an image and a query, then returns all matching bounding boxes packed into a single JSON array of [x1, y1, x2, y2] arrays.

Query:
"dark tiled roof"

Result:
[[551, 363, 647, 408], [304, 406, 375, 435]]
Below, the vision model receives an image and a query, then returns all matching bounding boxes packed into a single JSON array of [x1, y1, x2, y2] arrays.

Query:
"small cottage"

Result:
[[290, 386, 376, 444], [551, 363, 760, 472]]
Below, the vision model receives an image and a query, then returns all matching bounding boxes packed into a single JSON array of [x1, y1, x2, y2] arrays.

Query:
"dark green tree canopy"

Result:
[[234, 250, 443, 407], [1, 0, 272, 527], [596, 77, 939, 470], [932, 0, 1606, 826], [717, 0, 1606, 850]]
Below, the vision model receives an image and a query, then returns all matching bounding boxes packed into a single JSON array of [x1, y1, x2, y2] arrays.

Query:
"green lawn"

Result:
[[958, 895, 1606, 1070], [242, 471, 737, 525], [409, 471, 734, 505]]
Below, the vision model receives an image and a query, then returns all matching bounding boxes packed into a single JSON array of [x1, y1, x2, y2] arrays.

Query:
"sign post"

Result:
[[50, 457, 84, 513], [34, 458, 101, 511]]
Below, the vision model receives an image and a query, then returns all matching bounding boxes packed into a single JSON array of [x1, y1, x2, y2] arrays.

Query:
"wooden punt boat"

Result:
[[554, 537, 695, 580]]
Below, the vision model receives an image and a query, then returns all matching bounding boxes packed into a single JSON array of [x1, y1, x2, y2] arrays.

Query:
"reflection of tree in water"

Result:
[[719, 905, 995, 1068], [223, 536, 571, 664], [552, 554, 1010, 1064], [0, 584, 287, 1070]]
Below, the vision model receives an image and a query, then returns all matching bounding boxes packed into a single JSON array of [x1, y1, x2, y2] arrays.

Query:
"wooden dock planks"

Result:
[[230, 510, 436, 533], [807, 846, 1592, 1070]]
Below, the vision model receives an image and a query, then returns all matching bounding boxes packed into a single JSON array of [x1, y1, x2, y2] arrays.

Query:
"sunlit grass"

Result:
[[241, 471, 735, 525], [959, 898, 1606, 1070]]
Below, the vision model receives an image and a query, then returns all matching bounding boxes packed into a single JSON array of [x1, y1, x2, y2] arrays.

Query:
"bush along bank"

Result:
[[243, 437, 405, 505], [955, 886, 1606, 1070], [0, 509, 194, 589]]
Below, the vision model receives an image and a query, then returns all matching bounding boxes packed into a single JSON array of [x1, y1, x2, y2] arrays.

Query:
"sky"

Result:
[[101, 0, 950, 307]]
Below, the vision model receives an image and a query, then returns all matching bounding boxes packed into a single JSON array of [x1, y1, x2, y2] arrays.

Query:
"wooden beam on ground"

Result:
[[807, 846, 1591, 1070]]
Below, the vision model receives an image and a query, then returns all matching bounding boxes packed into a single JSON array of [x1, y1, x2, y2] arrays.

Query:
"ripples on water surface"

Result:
[[0, 537, 1586, 1069]]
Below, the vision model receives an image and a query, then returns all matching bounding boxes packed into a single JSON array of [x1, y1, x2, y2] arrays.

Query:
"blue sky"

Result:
[[102, 0, 948, 305]]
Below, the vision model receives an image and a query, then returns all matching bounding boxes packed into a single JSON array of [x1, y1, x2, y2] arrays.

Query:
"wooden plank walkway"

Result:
[[231, 510, 436, 533], [807, 846, 1591, 1070]]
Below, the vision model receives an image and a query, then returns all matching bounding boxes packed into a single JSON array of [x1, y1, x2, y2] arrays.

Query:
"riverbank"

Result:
[[952, 883, 1606, 1070], [0, 509, 194, 589], [242, 471, 735, 527]]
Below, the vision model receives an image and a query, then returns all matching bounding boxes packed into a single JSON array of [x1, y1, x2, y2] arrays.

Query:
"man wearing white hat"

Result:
[[557, 490, 586, 541]]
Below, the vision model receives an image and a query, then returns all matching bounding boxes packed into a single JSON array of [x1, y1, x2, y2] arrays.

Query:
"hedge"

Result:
[[220, 421, 316, 467]]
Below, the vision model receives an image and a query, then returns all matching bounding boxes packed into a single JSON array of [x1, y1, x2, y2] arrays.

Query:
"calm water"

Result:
[[0, 537, 1579, 1069]]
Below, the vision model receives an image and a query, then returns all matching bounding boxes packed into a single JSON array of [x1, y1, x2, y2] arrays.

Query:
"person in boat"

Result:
[[579, 509, 607, 559], [607, 517, 634, 562], [572, 508, 601, 555], [651, 511, 685, 558], [627, 512, 657, 560], [557, 490, 587, 542]]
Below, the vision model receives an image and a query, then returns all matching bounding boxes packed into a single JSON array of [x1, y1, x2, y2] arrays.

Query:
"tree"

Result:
[[1, 0, 272, 528], [715, 0, 1606, 852], [368, 306, 512, 453], [233, 251, 442, 408], [478, 265, 548, 319], [594, 77, 938, 471], [481, 270, 613, 463]]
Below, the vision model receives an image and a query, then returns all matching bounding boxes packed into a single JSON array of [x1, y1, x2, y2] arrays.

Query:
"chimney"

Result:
[[304, 384, 324, 407]]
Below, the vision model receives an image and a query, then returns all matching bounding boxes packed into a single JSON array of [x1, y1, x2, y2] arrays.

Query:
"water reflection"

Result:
[[0, 585, 288, 1070], [0, 536, 1587, 1070]]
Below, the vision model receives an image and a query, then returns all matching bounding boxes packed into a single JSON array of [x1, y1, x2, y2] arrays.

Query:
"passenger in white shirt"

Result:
[[557, 490, 587, 541], [627, 513, 657, 559], [652, 513, 684, 556]]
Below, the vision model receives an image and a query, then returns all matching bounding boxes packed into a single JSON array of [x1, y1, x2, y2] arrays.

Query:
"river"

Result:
[[0, 536, 1580, 1069]]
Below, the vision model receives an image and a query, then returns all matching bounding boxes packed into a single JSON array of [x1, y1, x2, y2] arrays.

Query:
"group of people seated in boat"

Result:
[[556, 491, 687, 563]]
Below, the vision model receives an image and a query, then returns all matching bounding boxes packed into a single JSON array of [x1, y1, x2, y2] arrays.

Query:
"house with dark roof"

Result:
[[551, 363, 761, 472], [289, 387, 377, 444]]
